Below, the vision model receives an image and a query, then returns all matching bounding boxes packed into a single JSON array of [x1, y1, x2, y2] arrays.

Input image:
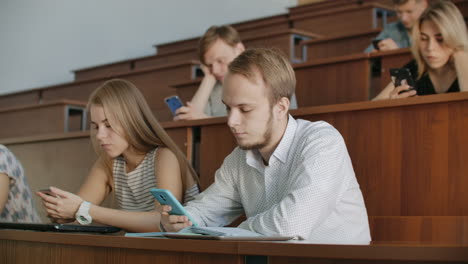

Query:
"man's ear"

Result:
[[274, 97, 290, 120], [236, 42, 245, 53]]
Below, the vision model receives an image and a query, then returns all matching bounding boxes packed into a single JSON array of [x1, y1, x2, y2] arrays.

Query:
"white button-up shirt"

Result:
[[185, 115, 371, 243]]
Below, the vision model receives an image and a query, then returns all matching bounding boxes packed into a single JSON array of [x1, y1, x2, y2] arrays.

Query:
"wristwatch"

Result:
[[75, 201, 92, 225]]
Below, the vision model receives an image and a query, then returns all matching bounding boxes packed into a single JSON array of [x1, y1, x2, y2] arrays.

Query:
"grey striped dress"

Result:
[[113, 148, 199, 211]]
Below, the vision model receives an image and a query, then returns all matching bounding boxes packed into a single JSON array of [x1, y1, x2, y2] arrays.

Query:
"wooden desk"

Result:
[[291, 2, 395, 36], [0, 89, 42, 109], [290, 0, 393, 17], [301, 28, 381, 60], [43, 61, 199, 122], [0, 100, 87, 139], [294, 53, 371, 107], [169, 50, 413, 109], [1, 230, 467, 264]]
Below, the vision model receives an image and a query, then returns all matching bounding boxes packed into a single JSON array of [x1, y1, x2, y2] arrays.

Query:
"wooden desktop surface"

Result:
[[1, 229, 468, 264]]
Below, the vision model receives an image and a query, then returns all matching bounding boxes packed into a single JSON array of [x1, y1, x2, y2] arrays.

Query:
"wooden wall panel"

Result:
[[41, 62, 197, 122], [294, 55, 371, 107], [0, 100, 87, 139], [0, 90, 41, 108], [74, 61, 132, 81], [199, 124, 236, 190], [134, 50, 198, 69], [370, 216, 468, 244], [303, 29, 380, 60], [292, 6, 378, 36]]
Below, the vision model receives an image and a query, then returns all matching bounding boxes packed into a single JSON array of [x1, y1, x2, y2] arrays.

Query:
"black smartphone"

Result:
[[38, 188, 60, 198], [372, 39, 382, 50], [389, 68, 416, 94]]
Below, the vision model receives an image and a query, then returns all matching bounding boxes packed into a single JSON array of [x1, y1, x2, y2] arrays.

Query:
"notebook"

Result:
[[0, 222, 121, 234], [126, 226, 299, 241]]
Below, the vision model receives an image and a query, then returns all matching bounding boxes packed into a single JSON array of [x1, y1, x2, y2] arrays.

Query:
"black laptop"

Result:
[[0, 222, 121, 233]]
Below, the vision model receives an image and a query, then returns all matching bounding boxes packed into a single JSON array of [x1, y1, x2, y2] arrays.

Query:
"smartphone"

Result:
[[164, 95, 184, 116], [390, 68, 416, 94], [372, 39, 382, 50], [150, 188, 198, 226], [38, 188, 60, 198]]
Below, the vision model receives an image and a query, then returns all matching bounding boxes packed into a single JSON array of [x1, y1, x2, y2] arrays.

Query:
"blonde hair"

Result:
[[411, 0, 468, 78], [228, 48, 296, 107], [198, 25, 241, 65], [88, 79, 199, 196]]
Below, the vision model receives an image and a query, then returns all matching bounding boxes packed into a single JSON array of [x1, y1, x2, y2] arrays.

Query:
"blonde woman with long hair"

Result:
[[373, 0, 468, 100], [37, 79, 199, 232]]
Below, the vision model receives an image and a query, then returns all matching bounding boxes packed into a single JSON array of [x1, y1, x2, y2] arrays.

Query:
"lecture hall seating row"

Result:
[[171, 49, 413, 108], [0, 100, 87, 139], [0, 0, 404, 128], [0, 47, 412, 133], [2, 92, 468, 244]]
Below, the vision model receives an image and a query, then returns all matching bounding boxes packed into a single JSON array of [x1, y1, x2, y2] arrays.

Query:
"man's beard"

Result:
[[238, 112, 273, 150]]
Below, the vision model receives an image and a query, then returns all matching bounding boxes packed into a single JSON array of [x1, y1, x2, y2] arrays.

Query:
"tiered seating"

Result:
[[1, 0, 468, 248], [290, 2, 396, 36], [0, 100, 87, 138], [44, 60, 199, 122], [300, 29, 381, 60]]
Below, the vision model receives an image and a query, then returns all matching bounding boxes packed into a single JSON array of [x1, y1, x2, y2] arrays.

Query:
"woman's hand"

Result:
[[36, 186, 83, 221], [388, 80, 417, 99]]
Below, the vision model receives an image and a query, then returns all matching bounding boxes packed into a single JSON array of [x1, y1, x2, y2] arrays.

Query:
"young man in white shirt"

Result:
[[160, 48, 371, 243]]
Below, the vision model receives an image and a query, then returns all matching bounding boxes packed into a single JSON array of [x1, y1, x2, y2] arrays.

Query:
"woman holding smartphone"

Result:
[[373, 0, 468, 100], [37, 79, 199, 232]]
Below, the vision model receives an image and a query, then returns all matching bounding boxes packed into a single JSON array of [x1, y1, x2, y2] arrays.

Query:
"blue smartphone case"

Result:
[[164, 96, 183, 116], [150, 188, 198, 226]]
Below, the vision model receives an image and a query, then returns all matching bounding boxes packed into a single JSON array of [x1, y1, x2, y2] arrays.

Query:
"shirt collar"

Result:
[[271, 114, 297, 164], [245, 115, 297, 169]]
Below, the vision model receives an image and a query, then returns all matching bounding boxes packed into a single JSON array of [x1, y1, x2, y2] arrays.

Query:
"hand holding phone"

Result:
[[150, 188, 198, 227], [390, 68, 416, 95], [38, 188, 60, 198], [164, 96, 184, 116], [372, 39, 382, 50]]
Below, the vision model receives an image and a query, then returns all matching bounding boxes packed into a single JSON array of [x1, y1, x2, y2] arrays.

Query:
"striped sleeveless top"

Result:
[[113, 148, 199, 211]]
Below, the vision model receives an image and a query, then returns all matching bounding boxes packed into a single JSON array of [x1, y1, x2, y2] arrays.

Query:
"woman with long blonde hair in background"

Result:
[[37, 79, 199, 232], [374, 0, 468, 100]]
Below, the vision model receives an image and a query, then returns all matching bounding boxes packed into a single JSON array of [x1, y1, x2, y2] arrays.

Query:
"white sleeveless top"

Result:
[[113, 148, 199, 211]]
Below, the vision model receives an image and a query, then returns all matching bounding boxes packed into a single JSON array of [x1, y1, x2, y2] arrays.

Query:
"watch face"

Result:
[[76, 201, 92, 225], [77, 214, 92, 225]]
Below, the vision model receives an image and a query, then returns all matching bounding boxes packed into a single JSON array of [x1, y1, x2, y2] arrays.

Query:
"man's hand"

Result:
[[378, 38, 400, 51], [174, 101, 208, 121], [156, 204, 193, 232]]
